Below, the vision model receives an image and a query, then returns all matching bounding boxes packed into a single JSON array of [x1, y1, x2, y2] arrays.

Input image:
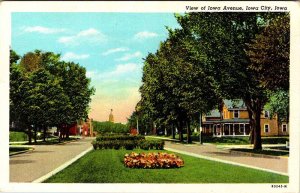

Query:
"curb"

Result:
[[229, 150, 282, 159], [9, 148, 34, 156], [165, 147, 288, 176], [32, 146, 93, 183]]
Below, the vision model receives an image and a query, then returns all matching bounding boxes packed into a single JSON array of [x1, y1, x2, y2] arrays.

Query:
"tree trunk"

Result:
[[186, 119, 192, 143], [253, 110, 262, 150], [66, 126, 70, 139], [58, 126, 62, 142], [245, 97, 264, 150], [28, 125, 32, 145], [172, 123, 175, 139], [33, 125, 37, 143], [248, 110, 254, 144], [178, 121, 183, 142], [43, 125, 47, 142]]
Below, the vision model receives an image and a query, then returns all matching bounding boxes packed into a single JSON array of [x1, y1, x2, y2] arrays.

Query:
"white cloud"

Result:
[[116, 51, 142, 61], [92, 63, 140, 80], [78, 28, 100, 37], [134, 31, 158, 40], [102, 47, 129, 56], [58, 28, 106, 46], [86, 71, 97, 78], [23, 26, 66, 34], [114, 63, 139, 75], [61, 52, 90, 61]]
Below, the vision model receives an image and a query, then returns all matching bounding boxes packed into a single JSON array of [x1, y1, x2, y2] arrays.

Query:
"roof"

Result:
[[205, 109, 220, 118], [203, 118, 250, 124], [224, 99, 247, 110]]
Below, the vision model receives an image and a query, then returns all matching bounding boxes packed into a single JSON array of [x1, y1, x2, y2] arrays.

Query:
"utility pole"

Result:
[[199, 112, 203, 145]]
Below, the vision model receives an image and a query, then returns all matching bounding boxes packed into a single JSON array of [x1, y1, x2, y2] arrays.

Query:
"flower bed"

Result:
[[124, 152, 184, 169]]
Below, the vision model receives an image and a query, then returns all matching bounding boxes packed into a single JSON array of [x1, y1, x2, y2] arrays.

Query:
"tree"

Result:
[[10, 49, 20, 65], [265, 90, 289, 123], [47, 61, 95, 139], [93, 121, 128, 133], [174, 12, 288, 149], [247, 14, 289, 91], [9, 50, 94, 143], [138, 32, 219, 143]]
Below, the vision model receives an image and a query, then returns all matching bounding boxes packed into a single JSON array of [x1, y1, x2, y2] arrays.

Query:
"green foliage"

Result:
[[134, 12, 289, 149], [92, 134, 163, 150], [261, 137, 289, 144], [96, 134, 145, 141], [265, 90, 289, 123], [9, 50, 95, 143], [123, 140, 136, 150], [139, 140, 151, 150], [9, 131, 28, 142], [93, 121, 128, 134], [247, 14, 289, 91]]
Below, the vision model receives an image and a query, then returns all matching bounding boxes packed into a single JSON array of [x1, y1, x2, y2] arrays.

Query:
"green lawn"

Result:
[[9, 131, 28, 142], [45, 149, 288, 183]]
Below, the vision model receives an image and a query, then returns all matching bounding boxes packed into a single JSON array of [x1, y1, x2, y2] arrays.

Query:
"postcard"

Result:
[[0, 1, 299, 193]]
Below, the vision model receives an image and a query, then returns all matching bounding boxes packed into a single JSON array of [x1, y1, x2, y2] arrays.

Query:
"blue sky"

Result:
[[12, 12, 180, 123]]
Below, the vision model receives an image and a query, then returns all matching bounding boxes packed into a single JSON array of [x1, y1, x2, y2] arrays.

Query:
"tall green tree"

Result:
[[175, 12, 288, 149], [10, 50, 94, 143], [139, 33, 219, 142]]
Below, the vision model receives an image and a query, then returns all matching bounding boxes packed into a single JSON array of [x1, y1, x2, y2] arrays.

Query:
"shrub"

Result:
[[123, 140, 136, 150], [91, 141, 98, 150], [124, 152, 184, 169], [113, 141, 122, 150], [139, 141, 151, 150], [96, 135, 145, 142]]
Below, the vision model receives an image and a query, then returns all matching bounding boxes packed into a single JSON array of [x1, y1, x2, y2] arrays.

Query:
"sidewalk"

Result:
[[10, 137, 94, 182], [165, 141, 288, 175]]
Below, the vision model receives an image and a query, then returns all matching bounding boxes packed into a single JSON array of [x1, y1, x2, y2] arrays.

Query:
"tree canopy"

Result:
[[131, 12, 289, 149], [10, 50, 95, 143]]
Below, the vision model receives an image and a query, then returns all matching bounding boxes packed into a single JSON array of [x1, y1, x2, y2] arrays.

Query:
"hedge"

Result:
[[96, 135, 145, 142], [92, 134, 164, 150]]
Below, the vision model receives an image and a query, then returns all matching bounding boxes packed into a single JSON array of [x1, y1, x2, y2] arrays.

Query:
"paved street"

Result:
[[10, 137, 94, 182], [10, 137, 288, 183], [165, 141, 288, 174]]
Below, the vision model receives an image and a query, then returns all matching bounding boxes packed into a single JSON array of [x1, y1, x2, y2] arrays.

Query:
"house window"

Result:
[[234, 110, 239, 118], [282, 124, 288, 132], [264, 124, 270, 133], [264, 111, 270, 118], [239, 124, 244, 133]]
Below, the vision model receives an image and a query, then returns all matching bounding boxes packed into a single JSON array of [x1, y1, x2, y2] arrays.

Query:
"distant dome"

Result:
[[109, 109, 114, 123]]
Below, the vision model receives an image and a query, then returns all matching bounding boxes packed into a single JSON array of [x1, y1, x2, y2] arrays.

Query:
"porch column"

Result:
[[222, 124, 224, 136], [243, 123, 246, 135], [233, 124, 235, 136]]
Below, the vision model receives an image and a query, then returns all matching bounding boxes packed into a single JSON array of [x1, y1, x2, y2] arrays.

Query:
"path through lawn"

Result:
[[45, 149, 288, 183]]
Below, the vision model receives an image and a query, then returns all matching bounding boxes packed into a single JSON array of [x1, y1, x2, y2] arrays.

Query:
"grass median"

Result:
[[45, 149, 288, 183]]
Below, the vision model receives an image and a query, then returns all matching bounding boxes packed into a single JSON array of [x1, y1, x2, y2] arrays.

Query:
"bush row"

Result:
[[139, 140, 165, 150], [91, 139, 164, 150], [96, 135, 145, 142]]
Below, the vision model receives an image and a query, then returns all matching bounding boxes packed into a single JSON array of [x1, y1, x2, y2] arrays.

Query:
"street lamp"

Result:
[[199, 113, 203, 145], [135, 105, 141, 135]]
